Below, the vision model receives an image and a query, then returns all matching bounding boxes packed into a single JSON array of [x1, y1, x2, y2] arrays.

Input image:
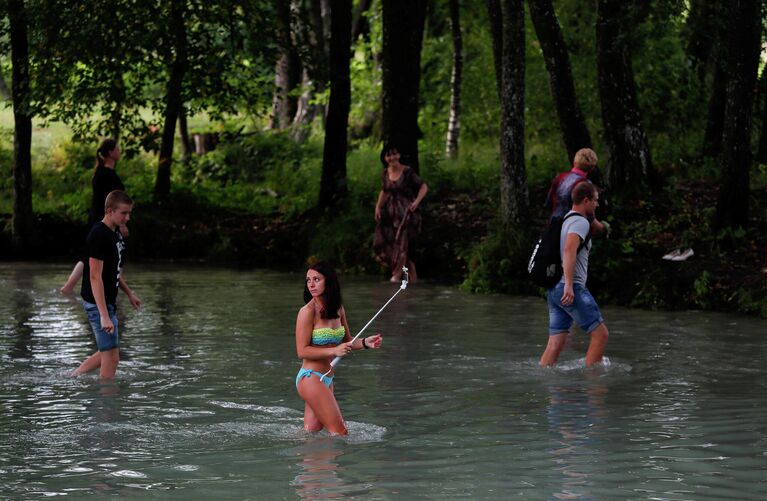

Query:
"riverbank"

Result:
[[2, 177, 765, 317]]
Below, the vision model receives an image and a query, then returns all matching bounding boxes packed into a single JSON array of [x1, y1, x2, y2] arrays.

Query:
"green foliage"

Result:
[[18, 0, 277, 152], [692, 270, 713, 309], [307, 193, 378, 271], [175, 128, 322, 216], [460, 228, 532, 295], [349, 2, 383, 143], [419, 141, 499, 195]]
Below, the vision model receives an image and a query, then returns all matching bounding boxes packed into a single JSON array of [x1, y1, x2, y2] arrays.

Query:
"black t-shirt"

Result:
[[89, 167, 125, 226], [81, 222, 125, 306]]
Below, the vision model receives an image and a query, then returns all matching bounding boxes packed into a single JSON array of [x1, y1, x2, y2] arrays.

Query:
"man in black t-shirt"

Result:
[[73, 190, 141, 379]]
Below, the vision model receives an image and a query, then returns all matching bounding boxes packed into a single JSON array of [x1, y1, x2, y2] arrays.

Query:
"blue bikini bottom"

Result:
[[296, 368, 334, 389]]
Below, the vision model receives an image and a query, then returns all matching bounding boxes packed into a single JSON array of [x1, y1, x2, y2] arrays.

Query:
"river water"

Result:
[[1, 263, 766, 499]]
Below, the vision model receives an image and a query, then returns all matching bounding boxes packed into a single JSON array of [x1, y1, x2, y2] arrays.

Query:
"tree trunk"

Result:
[[688, 0, 728, 159], [756, 71, 767, 164], [716, 0, 760, 229], [106, 50, 125, 141], [290, 0, 330, 138], [108, 73, 124, 142], [498, 0, 528, 228], [527, 0, 592, 162], [270, 0, 301, 129], [0, 74, 11, 100], [110, 101, 122, 142], [445, 0, 463, 159], [178, 105, 192, 165], [485, 0, 503, 100], [154, 0, 188, 200], [8, 0, 34, 253], [703, 64, 726, 159], [684, 0, 722, 80], [351, 0, 372, 41], [595, 0, 656, 197], [381, 0, 427, 172], [319, 0, 352, 209], [315, 0, 332, 58]]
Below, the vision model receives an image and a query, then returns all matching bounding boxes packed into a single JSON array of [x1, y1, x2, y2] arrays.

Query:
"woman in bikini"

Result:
[[295, 262, 383, 435]]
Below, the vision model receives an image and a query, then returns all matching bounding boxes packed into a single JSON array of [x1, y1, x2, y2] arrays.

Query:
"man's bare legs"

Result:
[[540, 332, 568, 366], [585, 324, 609, 367]]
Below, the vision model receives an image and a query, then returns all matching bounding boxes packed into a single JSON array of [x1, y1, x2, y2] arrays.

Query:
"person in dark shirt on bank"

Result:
[[61, 139, 127, 294], [73, 190, 141, 379]]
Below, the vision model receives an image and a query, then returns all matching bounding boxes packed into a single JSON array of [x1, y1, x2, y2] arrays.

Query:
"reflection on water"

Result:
[[1, 263, 766, 499], [290, 438, 345, 499], [544, 376, 608, 500], [9, 267, 35, 359]]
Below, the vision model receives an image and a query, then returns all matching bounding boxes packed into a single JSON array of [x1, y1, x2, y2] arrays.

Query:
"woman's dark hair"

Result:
[[95, 138, 118, 170], [303, 261, 342, 319], [380, 144, 400, 169]]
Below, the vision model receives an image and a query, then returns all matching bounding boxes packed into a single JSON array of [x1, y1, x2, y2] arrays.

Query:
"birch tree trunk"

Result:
[[290, 0, 330, 140], [445, 0, 463, 159]]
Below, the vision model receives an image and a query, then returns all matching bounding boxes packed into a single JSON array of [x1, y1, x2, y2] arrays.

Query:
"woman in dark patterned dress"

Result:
[[373, 146, 428, 282]]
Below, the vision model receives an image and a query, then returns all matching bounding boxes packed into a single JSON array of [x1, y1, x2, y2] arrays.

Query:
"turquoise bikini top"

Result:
[[312, 326, 345, 346]]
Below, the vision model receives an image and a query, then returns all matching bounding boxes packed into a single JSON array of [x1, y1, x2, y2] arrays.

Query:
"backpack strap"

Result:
[[562, 212, 592, 252]]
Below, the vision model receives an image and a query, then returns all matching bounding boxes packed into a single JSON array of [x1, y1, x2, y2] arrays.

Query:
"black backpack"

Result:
[[527, 212, 591, 288]]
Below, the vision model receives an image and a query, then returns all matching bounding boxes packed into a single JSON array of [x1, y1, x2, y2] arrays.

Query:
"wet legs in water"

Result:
[[60, 261, 84, 294], [73, 348, 119, 379], [297, 376, 348, 435], [540, 323, 608, 367]]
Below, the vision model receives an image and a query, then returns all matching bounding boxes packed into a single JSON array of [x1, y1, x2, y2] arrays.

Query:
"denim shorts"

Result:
[[83, 301, 119, 351], [547, 282, 604, 335]]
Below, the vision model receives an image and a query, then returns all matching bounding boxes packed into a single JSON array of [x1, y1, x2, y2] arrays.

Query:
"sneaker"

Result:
[[671, 248, 694, 261]]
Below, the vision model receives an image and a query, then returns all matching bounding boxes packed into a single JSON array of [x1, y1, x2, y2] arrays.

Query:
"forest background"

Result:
[[1, 0, 766, 317]]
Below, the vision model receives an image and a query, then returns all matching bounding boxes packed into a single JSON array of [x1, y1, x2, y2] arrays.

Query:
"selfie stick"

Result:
[[320, 266, 409, 381]]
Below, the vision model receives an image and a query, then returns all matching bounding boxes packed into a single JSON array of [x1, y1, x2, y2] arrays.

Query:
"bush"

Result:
[[461, 227, 535, 295]]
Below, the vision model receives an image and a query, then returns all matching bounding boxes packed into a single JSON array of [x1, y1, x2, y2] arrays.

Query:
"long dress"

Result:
[[373, 166, 424, 270]]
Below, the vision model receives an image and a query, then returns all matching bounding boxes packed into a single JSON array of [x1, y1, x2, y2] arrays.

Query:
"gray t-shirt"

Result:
[[559, 211, 591, 286]]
